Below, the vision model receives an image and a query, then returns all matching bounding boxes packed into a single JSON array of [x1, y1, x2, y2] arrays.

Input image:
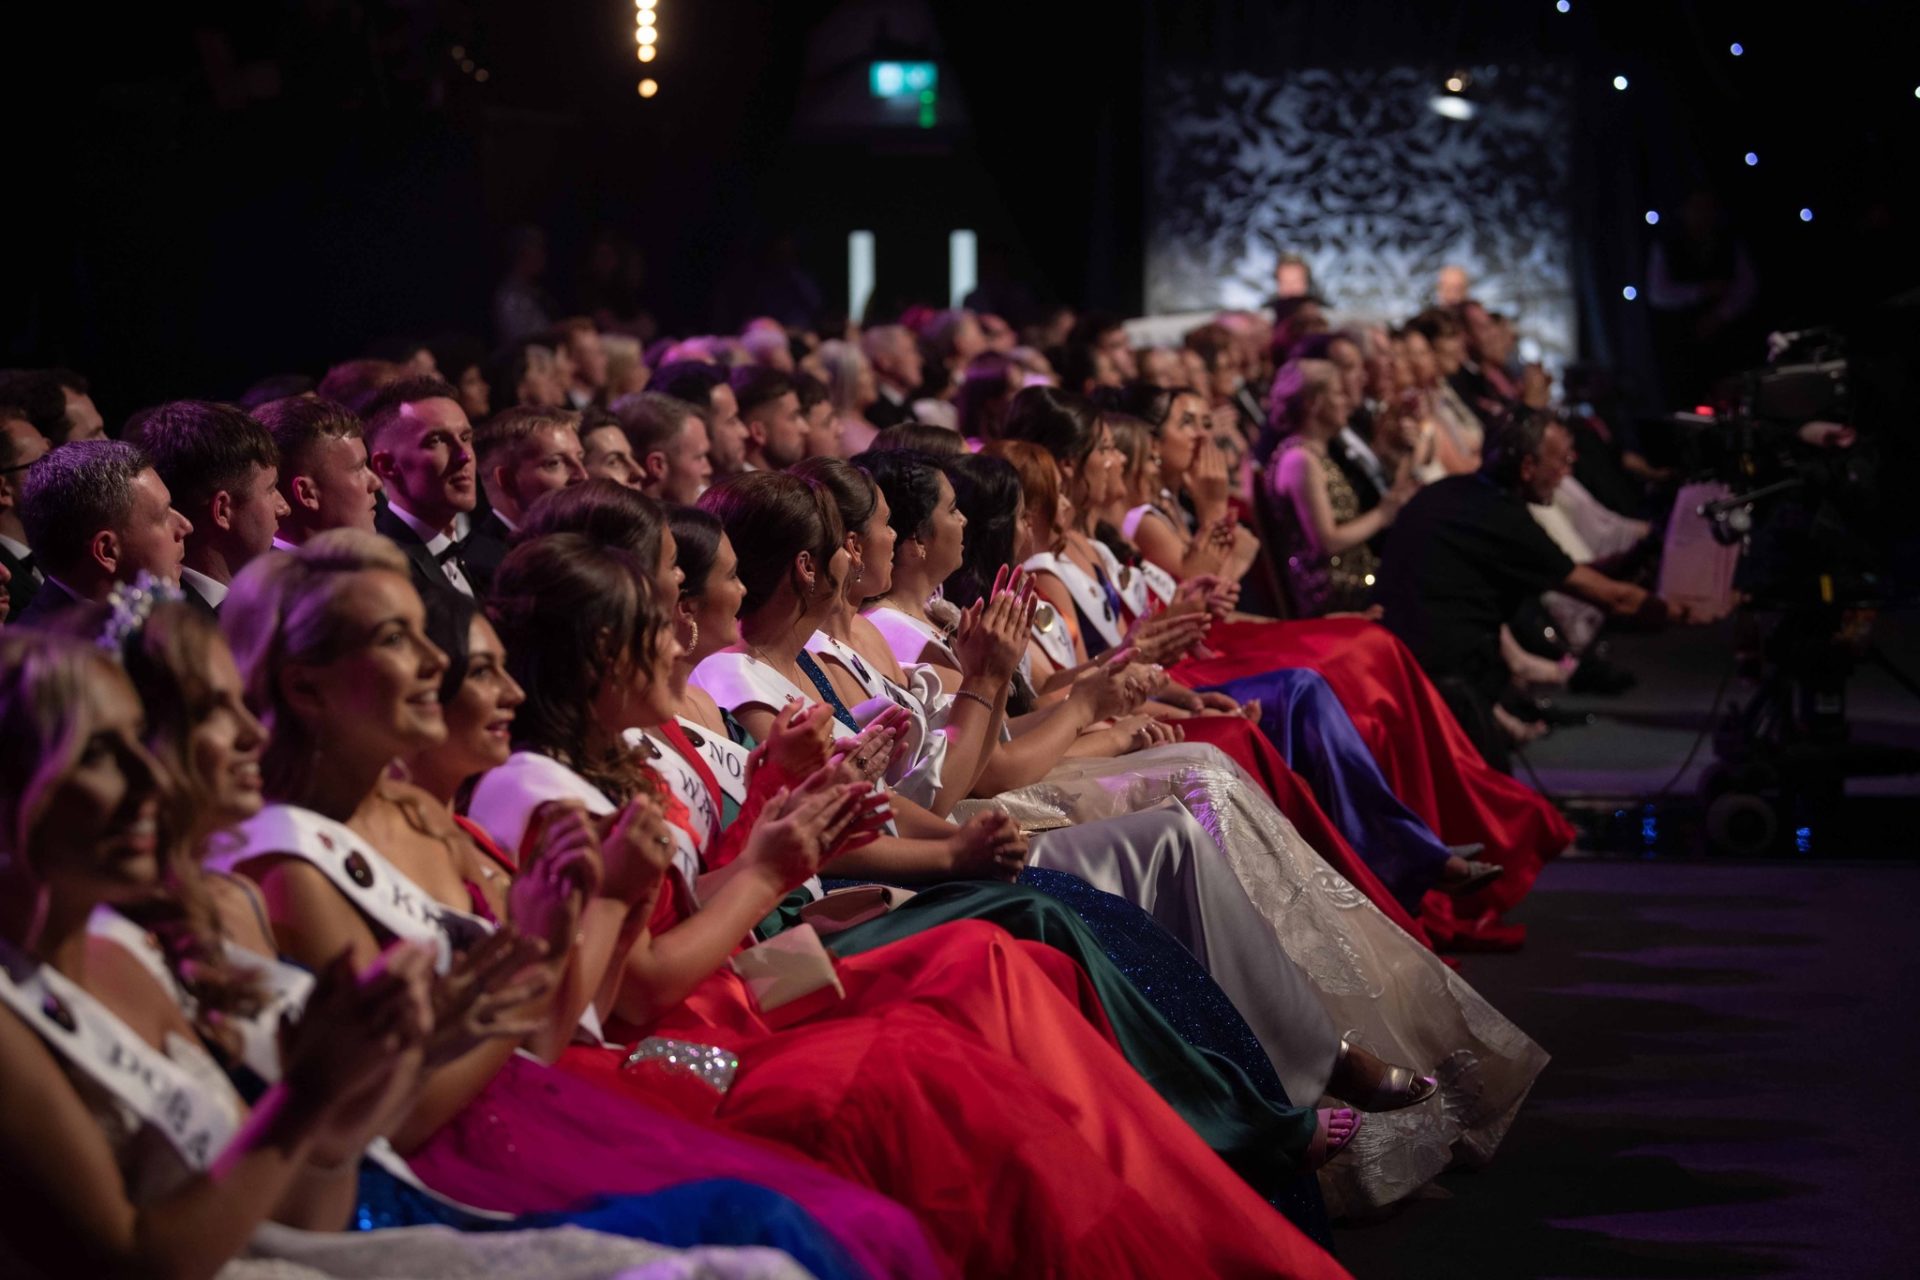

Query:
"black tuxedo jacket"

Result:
[[374, 505, 471, 605], [863, 391, 912, 431], [9, 575, 80, 629], [0, 541, 40, 619], [461, 511, 513, 598]]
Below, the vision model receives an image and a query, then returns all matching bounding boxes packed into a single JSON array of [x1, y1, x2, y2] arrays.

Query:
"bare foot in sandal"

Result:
[[1306, 1107, 1362, 1170]]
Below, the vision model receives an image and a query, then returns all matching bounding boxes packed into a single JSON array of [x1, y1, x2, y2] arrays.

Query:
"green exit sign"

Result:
[[869, 61, 937, 99]]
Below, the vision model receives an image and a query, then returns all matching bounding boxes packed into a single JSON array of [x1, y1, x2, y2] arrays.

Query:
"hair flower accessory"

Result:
[[96, 573, 187, 660]]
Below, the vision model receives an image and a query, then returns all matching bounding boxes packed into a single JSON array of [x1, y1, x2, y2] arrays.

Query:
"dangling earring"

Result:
[[684, 618, 700, 651], [851, 564, 864, 584]]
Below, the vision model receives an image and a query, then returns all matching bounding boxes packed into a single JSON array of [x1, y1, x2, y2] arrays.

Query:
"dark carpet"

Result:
[[1331, 860, 1920, 1279]]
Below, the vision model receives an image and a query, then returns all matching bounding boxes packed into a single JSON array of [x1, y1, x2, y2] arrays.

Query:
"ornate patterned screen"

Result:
[[1145, 64, 1576, 367]]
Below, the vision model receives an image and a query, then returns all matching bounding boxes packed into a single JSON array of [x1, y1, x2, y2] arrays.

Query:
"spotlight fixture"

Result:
[[1612, 74, 1629, 91], [1799, 208, 1813, 222], [1744, 151, 1759, 166], [1645, 210, 1660, 225], [1444, 71, 1469, 94], [1622, 286, 1639, 301], [1556, 0, 1570, 11], [1729, 42, 1744, 56], [636, 0, 660, 97]]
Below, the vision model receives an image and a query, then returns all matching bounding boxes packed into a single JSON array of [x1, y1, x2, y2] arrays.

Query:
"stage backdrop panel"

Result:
[[1145, 64, 1576, 368]]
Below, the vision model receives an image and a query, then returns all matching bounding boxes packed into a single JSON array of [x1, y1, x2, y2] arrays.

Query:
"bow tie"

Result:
[[434, 537, 467, 565]]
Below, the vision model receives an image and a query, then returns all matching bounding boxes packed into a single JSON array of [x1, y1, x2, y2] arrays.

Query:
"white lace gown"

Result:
[[968, 742, 1549, 1215]]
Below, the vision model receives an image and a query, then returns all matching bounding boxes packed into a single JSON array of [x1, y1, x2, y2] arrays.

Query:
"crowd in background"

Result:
[[0, 239, 1721, 1280]]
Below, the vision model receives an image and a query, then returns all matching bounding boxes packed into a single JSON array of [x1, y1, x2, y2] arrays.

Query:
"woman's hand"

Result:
[[830, 709, 909, 785], [748, 700, 837, 787], [279, 941, 434, 1121], [1118, 610, 1210, 666], [508, 802, 603, 957], [943, 809, 1028, 882], [1187, 438, 1232, 518], [1181, 515, 1236, 578], [597, 792, 677, 905], [423, 928, 554, 1067], [1108, 713, 1183, 753], [1068, 655, 1150, 722], [1196, 690, 1258, 720], [743, 770, 879, 891], [954, 565, 1037, 683]]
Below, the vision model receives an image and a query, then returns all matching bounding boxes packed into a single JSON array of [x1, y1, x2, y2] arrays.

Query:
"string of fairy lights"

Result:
[[636, 0, 659, 99]]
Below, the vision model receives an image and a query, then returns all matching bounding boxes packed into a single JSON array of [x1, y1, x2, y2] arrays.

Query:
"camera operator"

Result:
[[1376, 411, 1681, 770]]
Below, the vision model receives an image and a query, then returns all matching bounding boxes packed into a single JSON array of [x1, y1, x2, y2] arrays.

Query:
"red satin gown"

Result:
[[544, 771, 1348, 1280], [1172, 616, 1578, 946]]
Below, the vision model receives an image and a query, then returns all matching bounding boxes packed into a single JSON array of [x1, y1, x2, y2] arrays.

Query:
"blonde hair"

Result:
[[221, 528, 412, 801], [602, 333, 643, 393], [816, 339, 871, 415], [0, 631, 128, 886]]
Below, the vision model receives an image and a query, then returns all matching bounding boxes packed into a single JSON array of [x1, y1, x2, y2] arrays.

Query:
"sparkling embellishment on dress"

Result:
[[343, 850, 375, 888], [622, 1037, 739, 1094]]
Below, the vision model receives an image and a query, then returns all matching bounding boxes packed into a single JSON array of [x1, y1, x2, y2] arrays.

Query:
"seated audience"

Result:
[[818, 337, 881, 454], [487, 339, 567, 411], [578, 404, 644, 487], [651, 360, 749, 476], [15, 439, 191, 625], [600, 332, 649, 401], [859, 324, 924, 430], [0, 407, 51, 617], [427, 335, 494, 421], [363, 376, 483, 601], [0, 368, 106, 444], [470, 405, 588, 590], [132, 400, 289, 615], [730, 366, 806, 471], [254, 395, 383, 547], [610, 389, 713, 502], [316, 357, 404, 415], [792, 370, 841, 459], [1405, 307, 1485, 475], [550, 317, 608, 409], [1264, 361, 1414, 616]]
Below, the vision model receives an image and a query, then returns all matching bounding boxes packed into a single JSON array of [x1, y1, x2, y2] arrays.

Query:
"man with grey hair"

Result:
[[1376, 412, 1671, 770], [860, 325, 923, 431], [13, 439, 193, 627]]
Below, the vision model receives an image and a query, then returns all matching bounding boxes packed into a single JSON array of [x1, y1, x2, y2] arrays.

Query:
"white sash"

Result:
[[207, 805, 493, 972], [666, 719, 823, 906], [861, 606, 961, 671], [808, 631, 938, 796], [1091, 539, 1170, 618], [1024, 550, 1125, 648], [675, 716, 751, 806], [690, 652, 856, 741], [626, 728, 717, 889], [0, 941, 241, 1173]]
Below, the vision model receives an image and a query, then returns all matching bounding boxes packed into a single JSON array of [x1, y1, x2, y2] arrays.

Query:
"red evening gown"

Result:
[[543, 792, 1348, 1280], [1173, 617, 1577, 943]]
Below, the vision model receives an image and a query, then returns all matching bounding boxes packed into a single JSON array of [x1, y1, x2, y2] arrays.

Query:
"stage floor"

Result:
[[1332, 859, 1920, 1279], [1516, 609, 1920, 859]]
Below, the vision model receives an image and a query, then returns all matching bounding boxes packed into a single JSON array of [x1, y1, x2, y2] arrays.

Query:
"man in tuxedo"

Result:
[[0, 408, 51, 618], [730, 367, 806, 472], [363, 377, 483, 603], [472, 406, 587, 574], [611, 390, 712, 504], [254, 395, 384, 548], [651, 362, 749, 478], [134, 400, 288, 616], [14, 439, 192, 627], [859, 326, 922, 430]]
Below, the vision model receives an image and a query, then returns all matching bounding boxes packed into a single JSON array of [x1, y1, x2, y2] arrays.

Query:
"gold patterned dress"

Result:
[[1273, 437, 1379, 616]]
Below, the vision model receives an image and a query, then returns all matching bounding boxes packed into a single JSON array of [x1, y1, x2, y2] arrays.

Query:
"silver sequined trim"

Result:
[[621, 1037, 739, 1094]]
